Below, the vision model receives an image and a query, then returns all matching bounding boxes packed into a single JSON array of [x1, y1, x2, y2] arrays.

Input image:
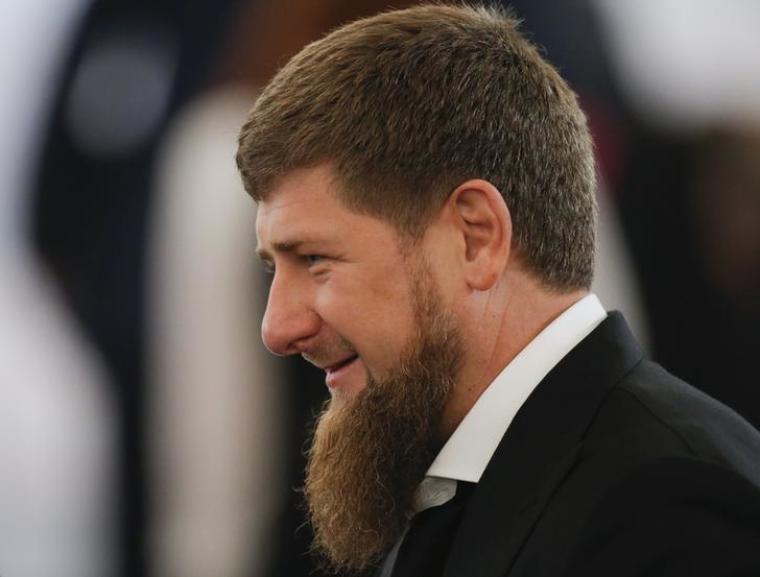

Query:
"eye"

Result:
[[303, 254, 325, 266]]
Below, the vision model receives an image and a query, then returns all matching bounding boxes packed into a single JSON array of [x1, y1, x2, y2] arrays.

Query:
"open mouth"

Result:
[[324, 355, 361, 390], [327, 355, 359, 374]]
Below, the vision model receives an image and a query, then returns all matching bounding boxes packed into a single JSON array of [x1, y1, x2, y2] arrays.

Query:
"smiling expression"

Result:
[[256, 164, 421, 397]]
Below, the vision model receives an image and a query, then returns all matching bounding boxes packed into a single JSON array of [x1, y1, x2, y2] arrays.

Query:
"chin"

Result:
[[329, 379, 367, 402]]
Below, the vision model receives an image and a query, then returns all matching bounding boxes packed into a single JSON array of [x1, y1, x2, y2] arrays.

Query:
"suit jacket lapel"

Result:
[[442, 313, 643, 577]]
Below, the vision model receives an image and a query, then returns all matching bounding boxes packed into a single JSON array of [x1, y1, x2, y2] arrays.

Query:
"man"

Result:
[[237, 5, 760, 576]]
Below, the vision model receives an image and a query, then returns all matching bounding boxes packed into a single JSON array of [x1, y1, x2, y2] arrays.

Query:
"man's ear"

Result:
[[448, 179, 512, 291]]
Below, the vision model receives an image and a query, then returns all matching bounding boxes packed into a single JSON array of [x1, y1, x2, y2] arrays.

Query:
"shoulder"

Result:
[[554, 361, 760, 575], [582, 358, 760, 485], [513, 338, 760, 576], [561, 456, 760, 576]]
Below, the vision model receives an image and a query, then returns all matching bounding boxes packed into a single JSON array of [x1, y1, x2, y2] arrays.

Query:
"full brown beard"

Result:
[[304, 262, 463, 574]]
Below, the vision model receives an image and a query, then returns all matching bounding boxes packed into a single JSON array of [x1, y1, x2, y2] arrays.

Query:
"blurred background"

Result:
[[2, 1, 759, 576]]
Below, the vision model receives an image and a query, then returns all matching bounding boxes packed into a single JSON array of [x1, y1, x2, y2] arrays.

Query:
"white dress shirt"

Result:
[[414, 294, 607, 512], [377, 295, 607, 576], [378, 294, 607, 577]]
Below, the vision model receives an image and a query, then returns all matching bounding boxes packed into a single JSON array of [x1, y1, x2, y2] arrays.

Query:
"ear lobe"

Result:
[[451, 180, 512, 290]]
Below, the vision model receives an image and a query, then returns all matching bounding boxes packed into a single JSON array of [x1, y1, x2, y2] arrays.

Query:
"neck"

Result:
[[438, 275, 588, 440]]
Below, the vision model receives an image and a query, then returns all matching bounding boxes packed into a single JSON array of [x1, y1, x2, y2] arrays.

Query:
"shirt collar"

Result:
[[424, 293, 607, 484]]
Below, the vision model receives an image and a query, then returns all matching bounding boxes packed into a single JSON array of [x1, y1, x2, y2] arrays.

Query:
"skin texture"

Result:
[[256, 165, 419, 399], [255, 163, 587, 570]]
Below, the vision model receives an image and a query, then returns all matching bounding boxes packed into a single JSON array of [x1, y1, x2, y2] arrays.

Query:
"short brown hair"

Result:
[[237, 4, 597, 290]]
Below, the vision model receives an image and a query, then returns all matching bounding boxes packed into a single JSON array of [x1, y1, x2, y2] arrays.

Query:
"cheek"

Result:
[[314, 274, 414, 367]]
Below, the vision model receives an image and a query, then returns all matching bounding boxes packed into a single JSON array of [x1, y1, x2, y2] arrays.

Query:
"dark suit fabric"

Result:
[[390, 482, 476, 577], [393, 312, 760, 577]]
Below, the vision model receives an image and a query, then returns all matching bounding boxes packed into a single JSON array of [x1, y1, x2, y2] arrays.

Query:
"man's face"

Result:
[[256, 164, 422, 398], [256, 164, 463, 572]]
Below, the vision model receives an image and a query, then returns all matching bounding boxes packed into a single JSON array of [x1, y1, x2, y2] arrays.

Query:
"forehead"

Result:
[[256, 165, 345, 240], [255, 164, 389, 250]]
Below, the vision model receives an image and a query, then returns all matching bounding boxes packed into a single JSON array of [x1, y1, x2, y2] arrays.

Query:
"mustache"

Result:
[[301, 337, 357, 368]]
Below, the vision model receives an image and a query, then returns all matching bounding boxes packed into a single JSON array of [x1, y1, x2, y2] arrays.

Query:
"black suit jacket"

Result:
[[427, 312, 760, 577]]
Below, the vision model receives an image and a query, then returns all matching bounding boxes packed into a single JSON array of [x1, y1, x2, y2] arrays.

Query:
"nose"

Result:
[[261, 272, 320, 356]]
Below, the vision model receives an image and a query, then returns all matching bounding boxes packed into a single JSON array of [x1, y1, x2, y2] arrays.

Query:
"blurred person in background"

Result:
[[148, 60, 286, 577], [0, 1, 116, 576], [29, 0, 252, 575], [592, 0, 760, 430], [237, 5, 760, 577]]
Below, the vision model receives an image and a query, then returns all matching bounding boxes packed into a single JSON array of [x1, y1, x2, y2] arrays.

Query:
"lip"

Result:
[[325, 355, 359, 389]]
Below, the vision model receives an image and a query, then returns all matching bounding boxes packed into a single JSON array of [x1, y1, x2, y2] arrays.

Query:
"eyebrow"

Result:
[[255, 239, 312, 263]]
